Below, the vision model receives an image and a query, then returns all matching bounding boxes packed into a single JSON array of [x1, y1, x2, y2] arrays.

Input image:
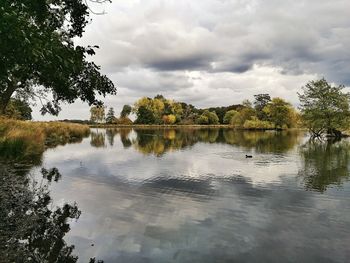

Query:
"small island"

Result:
[[87, 79, 350, 139]]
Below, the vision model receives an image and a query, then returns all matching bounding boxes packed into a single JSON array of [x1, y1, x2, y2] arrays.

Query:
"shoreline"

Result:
[[88, 124, 295, 131]]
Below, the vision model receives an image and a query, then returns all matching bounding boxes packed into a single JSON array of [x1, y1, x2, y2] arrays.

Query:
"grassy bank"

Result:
[[0, 118, 90, 160]]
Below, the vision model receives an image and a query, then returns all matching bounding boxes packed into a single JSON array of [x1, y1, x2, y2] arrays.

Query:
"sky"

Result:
[[33, 0, 350, 120]]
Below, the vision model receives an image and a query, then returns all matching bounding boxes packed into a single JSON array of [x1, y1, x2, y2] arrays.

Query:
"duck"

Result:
[[245, 154, 253, 158]]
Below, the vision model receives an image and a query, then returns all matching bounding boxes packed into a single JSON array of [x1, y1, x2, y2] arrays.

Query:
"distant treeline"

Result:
[[91, 94, 300, 129], [59, 119, 94, 125]]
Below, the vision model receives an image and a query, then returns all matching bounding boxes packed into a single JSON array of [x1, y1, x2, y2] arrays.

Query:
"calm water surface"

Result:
[[6, 128, 350, 262]]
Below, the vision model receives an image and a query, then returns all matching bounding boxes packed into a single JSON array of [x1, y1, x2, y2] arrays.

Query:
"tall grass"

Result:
[[40, 121, 90, 146], [0, 118, 90, 160]]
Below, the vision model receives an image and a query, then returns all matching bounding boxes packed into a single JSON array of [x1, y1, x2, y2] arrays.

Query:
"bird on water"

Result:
[[245, 155, 253, 158]]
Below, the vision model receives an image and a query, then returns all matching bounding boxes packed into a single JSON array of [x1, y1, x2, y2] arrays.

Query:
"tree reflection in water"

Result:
[[130, 128, 303, 156], [133, 128, 199, 156], [299, 139, 350, 192], [98, 128, 303, 156], [0, 165, 80, 262], [222, 130, 301, 153], [90, 130, 106, 148], [0, 163, 102, 262], [95, 128, 350, 192], [105, 128, 132, 148]]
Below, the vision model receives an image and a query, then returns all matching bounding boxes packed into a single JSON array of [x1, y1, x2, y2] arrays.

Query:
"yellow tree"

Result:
[[134, 97, 152, 111], [134, 97, 165, 124], [162, 114, 176, 124], [152, 98, 165, 122], [90, 106, 105, 123]]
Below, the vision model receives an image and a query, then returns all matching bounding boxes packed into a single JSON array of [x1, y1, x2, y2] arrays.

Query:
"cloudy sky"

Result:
[[33, 0, 350, 120]]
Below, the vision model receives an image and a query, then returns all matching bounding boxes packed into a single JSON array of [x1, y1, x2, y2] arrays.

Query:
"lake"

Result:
[[2, 128, 350, 262]]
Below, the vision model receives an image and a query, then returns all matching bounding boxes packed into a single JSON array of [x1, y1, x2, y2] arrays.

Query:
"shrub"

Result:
[[117, 117, 133, 125], [243, 117, 274, 130], [134, 106, 155, 124]]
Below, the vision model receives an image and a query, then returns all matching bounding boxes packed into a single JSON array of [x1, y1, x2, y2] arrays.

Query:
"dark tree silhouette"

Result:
[[0, 0, 116, 115]]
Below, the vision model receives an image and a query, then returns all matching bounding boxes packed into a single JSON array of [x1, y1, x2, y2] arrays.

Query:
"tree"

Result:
[[196, 115, 209, 125], [150, 98, 165, 123], [263, 98, 293, 129], [179, 103, 199, 124], [133, 97, 164, 124], [134, 106, 155, 124], [223, 110, 238, 124], [120, 105, 132, 118], [0, 0, 116, 115], [90, 106, 105, 123], [197, 110, 219, 125], [205, 104, 242, 124], [242, 99, 253, 108], [231, 104, 255, 128], [118, 105, 133, 125], [254, 94, 271, 120], [162, 114, 176, 124], [298, 79, 350, 137], [207, 111, 219, 124], [168, 101, 183, 122], [133, 96, 184, 124], [230, 112, 244, 127], [4, 98, 32, 120], [167, 100, 182, 121], [106, 107, 116, 124], [154, 94, 165, 100]]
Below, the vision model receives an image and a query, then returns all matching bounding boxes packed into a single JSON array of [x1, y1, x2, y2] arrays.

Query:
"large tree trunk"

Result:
[[0, 81, 17, 115], [0, 97, 10, 116], [0, 102, 6, 115], [0, 96, 9, 115]]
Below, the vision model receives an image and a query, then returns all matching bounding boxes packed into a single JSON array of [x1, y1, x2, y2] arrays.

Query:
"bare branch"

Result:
[[84, 0, 110, 15]]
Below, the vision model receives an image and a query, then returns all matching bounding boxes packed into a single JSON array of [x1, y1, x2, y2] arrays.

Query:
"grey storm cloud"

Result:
[[33, 0, 350, 120], [112, 69, 192, 93], [82, 0, 350, 82]]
